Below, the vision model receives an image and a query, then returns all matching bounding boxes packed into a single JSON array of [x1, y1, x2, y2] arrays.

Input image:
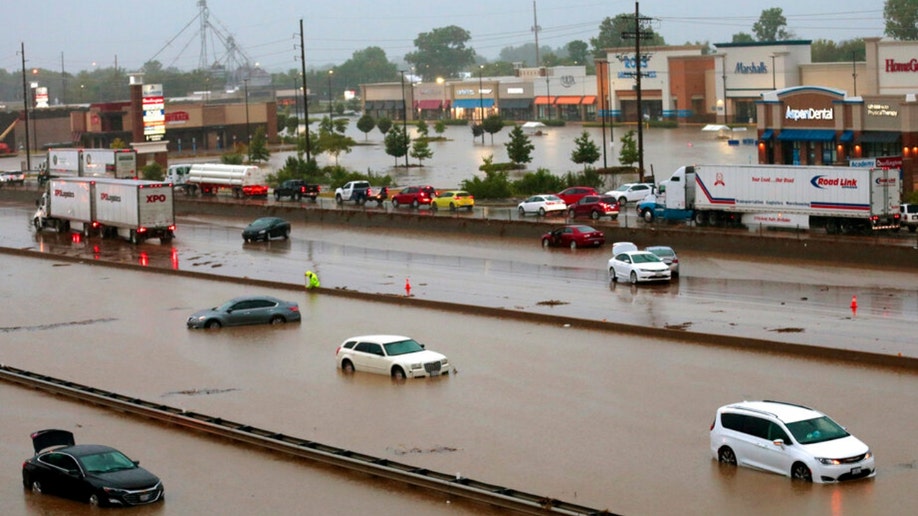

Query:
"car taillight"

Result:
[[710, 420, 715, 431], [335, 346, 341, 355], [672, 258, 678, 264], [289, 306, 300, 312]]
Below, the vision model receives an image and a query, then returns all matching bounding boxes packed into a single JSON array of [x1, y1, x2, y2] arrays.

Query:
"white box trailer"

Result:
[[44, 149, 82, 177], [640, 165, 901, 233], [42, 148, 138, 179], [179, 163, 269, 198], [32, 177, 96, 233], [93, 178, 175, 243]]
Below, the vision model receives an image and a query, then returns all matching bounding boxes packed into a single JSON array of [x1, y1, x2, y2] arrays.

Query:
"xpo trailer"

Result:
[[32, 177, 97, 234], [93, 178, 176, 244], [638, 165, 900, 233], [173, 163, 269, 198]]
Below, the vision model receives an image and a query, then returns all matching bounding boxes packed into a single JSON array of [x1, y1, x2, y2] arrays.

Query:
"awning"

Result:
[[760, 129, 774, 140], [382, 100, 398, 110], [839, 130, 854, 143], [452, 98, 495, 109], [364, 101, 379, 110], [417, 99, 442, 110], [858, 131, 900, 143], [777, 129, 836, 142], [581, 96, 596, 105], [534, 96, 556, 105], [500, 98, 532, 109], [555, 96, 582, 105]]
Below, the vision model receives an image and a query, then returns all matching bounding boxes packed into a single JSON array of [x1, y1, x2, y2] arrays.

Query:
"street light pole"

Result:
[[478, 65, 485, 144], [400, 70, 408, 167], [243, 78, 250, 157], [598, 59, 608, 170]]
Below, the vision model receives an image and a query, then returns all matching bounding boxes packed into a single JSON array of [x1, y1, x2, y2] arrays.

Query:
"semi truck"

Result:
[[637, 164, 900, 233], [33, 177, 176, 244], [42, 148, 138, 179], [167, 163, 269, 198]]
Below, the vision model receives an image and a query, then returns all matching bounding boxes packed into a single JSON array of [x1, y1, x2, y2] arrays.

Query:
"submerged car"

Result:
[[710, 401, 876, 483], [335, 335, 451, 379], [242, 217, 290, 242], [517, 194, 566, 217], [645, 245, 679, 277], [541, 225, 605, 249], [607, 242, 671, 283], [431, 190, 475, 211], [187, 295, 301, 329], [22, 429, 164, 507]]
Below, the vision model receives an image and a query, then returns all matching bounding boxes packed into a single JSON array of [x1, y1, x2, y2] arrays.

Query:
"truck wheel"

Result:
[[642, 209, 654, 223], [233, 189, 242, 199], [33, 218, 42, 231], [129, 230, 140, 244], [274, 191, 281, 201], [693, 212, 708, 226], [335, 194, 343, 205], [910, 225, 917, 233]]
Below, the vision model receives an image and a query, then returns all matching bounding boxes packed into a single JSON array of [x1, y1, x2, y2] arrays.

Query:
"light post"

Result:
[[399, 70, 408, 167], [478, 65, 485, 144], [327, 69, 334, 121], [770, 54, 776, 90], [243, 78, 250, 151], [545, 74, 551, 120], [436, 76, 446, 119], [293, 76, 300, 138], [598, 59, 608, 170]]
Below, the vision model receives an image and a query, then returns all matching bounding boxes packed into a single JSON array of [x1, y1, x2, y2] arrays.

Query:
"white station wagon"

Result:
[[335, 335, 451, 379]]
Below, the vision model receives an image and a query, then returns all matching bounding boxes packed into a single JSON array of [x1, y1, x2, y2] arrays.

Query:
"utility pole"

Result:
[[20, 42, 32, 170], [532, 1, 541, 67], [621, 1, 654, 182], [299, 19, 311, 162]]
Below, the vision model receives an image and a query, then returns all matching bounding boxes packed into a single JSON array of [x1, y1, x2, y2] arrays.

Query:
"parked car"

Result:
[[556, 186, 598, 205], [431, 190, 475, 211], [605, 183, 655, 205], [242, 217, 290, 242], [274, 179, 320, 201], [22, 429, 164, 507], [607, 242, 671, 283], [0, 170, 26, 186], [567, 195, 620, 220], [517, 194, 566, 217], [335, 335, 451, 379], [710, 400, 876, 483], [186, 295, 301, 329], [391, 185, 437, 208], [645, 245, 679, 277], [542, 225, 605, 249], [901, 203, 918, 232]]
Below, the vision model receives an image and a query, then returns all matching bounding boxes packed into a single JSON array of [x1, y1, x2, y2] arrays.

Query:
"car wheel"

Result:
[[568, 208, 576, 219], [591, 210, 600, 220], [391, 366, 406, 380], [541, 238, 550, 248], [269, 315, 286, 325], [618, 196, 627, 206], [791, 462, 813, 482], [335, 194, 343, 205], [283, 229, 290, 240], [518, 207, 525, 216], [89, 493, 101, 506], [449, 202, 456, 211], [30, 480, 42, 494], [609, 268, 617, 282], [295, 193, 302, 201], [341, 359, 355, 373], [205, 319, 222, 329], [629, 271, 638, 284], [538, 207, 546, 217], [570, 240, 577, 249], [411, 199, 420, 209], [392, 199, 400, 208], [431, 202, 438, 211], [717, 446, 737, 465]]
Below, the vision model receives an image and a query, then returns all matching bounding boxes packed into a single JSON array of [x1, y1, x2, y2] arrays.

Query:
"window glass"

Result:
[[767, 422, 790, 442], [742, 415, 770, 439], [721, 412, 744, 431]]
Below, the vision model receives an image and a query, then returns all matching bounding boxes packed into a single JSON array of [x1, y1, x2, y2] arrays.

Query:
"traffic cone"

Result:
[[405, 278, 412, 297], [850, 295, 857, 316]]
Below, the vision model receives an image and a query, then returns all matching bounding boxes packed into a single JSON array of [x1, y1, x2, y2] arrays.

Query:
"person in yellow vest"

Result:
[[304, 270, 320, 289]]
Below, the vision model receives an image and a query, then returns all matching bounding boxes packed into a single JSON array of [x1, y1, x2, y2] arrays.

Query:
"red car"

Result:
[[567, 195, 620, 220], [391, 185, 437, 208], [541, 225, 605, 249], [556, 186, 598, 205]]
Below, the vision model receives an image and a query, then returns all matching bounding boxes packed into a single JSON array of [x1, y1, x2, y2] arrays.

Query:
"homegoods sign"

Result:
[[885, 58, 918, 72], [785, 106, 833, 121]]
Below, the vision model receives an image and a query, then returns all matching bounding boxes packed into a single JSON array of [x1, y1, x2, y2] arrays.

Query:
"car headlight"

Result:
[[102, 486, 128, 495], [258, 229, 267, 234], [864, 450, 872, 459], [816, 457, 842, 465], [196, 315, 206, 321], [409, 363, 422, 370]]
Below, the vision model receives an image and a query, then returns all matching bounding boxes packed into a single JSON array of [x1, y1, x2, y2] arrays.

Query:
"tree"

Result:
[[384, 126, 410, 166], [315, 117, 355, 165], [434, 120, 446, 135], [505, 125, 535, 167], [590, 14, 665, 57], [570, 131, 600, 172], [248, 127, 270, 163], [377, 117, 392, 135], [567, 40, 589, 66], [285, 115, 299, 135], [481, 114, 505, 144], [410, 138, 433, 165], [405, 26, 476, 80], [335, 46, 399, 89], [731, 32, 755, 44], [357, 114, 376, 140], [618, 130, 639, 167], [415, 119, 429, 137], [811, 39, 866, 62], [885, 0, 918, 40], [752, 8, 792, 41]]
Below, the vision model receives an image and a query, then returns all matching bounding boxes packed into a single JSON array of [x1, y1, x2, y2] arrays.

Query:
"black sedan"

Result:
[[187, 295, 302, 329], [242, 217, 290, 242], [22, 429, 164, 507]]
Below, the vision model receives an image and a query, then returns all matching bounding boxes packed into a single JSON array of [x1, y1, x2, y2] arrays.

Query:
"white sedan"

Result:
[[517, 194, 566, 217], [608, 242, 672, 284], [335, 335, 451, 379]]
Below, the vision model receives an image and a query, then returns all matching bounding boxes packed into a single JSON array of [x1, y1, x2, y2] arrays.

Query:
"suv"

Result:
[[567, 195, 619, 220], [710, 401, 875, 483], [901, 203, 918, 232], [605, 183, 655, 205]]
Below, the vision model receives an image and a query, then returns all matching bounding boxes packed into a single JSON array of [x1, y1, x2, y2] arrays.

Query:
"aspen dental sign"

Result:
[[785, 106, 833, 121]]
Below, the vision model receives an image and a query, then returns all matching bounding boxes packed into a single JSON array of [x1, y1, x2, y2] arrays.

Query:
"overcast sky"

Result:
[[2, 1, 885, 74]]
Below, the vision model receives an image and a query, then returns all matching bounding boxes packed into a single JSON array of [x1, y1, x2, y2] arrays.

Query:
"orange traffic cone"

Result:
[[850, 295, 857, 316], [405, 278, 412, 297]]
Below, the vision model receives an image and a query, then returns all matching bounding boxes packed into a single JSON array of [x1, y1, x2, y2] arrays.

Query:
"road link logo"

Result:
[[810, 175, 858, 189], [146, 194, 168, 203], [53, 190, 75, 198], [786, 106, 833, 121], [100, 193, 122, 202]]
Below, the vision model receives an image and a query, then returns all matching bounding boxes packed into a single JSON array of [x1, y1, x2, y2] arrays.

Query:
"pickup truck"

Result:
[[274, 179, 320, 201], [0, 170, 26, 186], [334, 180, 388, 206]]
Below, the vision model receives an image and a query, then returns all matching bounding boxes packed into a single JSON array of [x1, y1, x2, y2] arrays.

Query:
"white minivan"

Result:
[[710, 400, 875, 483]]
